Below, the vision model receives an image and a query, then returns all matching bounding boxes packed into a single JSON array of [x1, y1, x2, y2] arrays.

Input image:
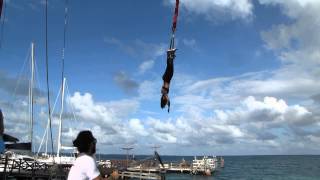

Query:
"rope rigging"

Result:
[[44, 0, 55, 156], [61, 0, 68, 90], [60, 0, 68, 126]]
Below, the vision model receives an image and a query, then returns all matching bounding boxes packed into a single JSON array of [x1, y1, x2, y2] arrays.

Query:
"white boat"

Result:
[[192, 156, 217, 175]]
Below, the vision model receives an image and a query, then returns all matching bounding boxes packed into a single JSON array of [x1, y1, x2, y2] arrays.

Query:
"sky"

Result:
[[0, 0, 320, 156]]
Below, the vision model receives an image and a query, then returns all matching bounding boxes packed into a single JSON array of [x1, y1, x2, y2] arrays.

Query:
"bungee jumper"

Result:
[[161, 0, 179, 113]]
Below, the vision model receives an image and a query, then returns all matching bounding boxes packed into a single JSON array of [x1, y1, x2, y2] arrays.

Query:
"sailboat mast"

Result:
[[57, 77, 66, 157], [57, 0, 69, 157], [30, 42, 35, 151]]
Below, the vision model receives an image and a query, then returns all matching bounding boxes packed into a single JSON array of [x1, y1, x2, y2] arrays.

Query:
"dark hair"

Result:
[[161, 95, 167, 108], [73, 130, 96, 153]]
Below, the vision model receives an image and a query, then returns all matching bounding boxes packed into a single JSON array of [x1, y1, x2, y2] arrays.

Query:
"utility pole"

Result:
[[121, 146, 134, 169], [150, 144, 161, 153]]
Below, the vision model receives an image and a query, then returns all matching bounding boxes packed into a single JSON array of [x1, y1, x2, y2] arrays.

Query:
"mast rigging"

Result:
[[44, 0, 54, 156]]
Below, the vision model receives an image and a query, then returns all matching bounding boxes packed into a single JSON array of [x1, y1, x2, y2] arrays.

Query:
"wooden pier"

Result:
[[0, 155, 70, 180], [121, 171, 164, 180]]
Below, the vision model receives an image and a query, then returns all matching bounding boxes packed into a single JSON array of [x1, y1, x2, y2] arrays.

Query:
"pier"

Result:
[[0, 155, 70, 179], [121, 171, 164, 180], [1, 153, 224, 179]]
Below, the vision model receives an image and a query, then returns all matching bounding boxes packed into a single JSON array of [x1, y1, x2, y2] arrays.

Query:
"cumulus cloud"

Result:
[[0, 99, 35, 143], [201, 96, 315, 150], [260, 0, 320, 67], [68, 92, 116, 125], [124, 96, 316, 154], [66, 92, 142, 147], [128, 119, 148, 136], [167, 0, 253, 21]]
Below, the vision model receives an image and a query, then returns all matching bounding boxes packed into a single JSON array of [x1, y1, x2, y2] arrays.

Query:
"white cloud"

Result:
[[260, 0, 320, 68], [129, 119, 148, 136], [139, 60, 155, 74], [167, 0, 253, 21], [137, 80, 161, 101], [68, 92, 139, 126], [259, 0, 320, 18], [65, 92, 147, 147], [68, 92, 113, 123]]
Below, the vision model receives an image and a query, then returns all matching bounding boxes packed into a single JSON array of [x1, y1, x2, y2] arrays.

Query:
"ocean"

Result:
[[99, 154, 320, 180]]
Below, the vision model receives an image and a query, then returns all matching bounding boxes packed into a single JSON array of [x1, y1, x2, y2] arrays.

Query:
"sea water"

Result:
[[100, 155, 320, 180]]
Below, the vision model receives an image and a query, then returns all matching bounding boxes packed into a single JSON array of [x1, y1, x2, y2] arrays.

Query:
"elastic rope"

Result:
[[169, 0, 179, 50], [0, 0, 7, 49]]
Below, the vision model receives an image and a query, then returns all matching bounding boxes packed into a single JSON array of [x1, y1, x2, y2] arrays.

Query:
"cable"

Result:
[[59, 0, 68, 138], [61, 0, 68, 82], [45, 0, 54, 157], [0, 0, 7, 49]]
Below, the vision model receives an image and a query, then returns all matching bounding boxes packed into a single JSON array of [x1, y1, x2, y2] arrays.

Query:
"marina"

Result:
[[1, 152, 224, 179]]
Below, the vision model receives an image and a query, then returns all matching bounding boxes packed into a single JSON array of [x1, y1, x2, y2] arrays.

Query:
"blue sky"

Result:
[[1, 0, 320, 156]]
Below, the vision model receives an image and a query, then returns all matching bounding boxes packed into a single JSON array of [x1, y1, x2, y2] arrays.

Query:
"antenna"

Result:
[[150, 144, 161, 152], [121, 146, 134, 168]]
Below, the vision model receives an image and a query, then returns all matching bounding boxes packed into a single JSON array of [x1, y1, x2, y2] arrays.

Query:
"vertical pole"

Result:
[[30, 42, 35, 151], [126, 150, 128, 169], [3, 155, 8, 180]]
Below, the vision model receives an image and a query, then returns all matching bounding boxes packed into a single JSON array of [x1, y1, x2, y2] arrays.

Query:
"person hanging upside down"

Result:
[[161, 48, 176, 112]]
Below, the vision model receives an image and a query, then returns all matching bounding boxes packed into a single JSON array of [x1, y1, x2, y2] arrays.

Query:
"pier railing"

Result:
[[0, 155, 70, 179], [121, 171, 164, 180]]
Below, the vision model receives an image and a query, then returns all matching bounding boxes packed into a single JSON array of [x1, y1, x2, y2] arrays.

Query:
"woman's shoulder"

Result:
[[77, 154, 95, 163]]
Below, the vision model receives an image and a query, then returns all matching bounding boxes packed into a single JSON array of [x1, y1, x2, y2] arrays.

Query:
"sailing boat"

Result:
[[4, 42, 35, 154], [1, 43, 38, 172], [36, 0, 75, 165], [36, 77, 76, 165]]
